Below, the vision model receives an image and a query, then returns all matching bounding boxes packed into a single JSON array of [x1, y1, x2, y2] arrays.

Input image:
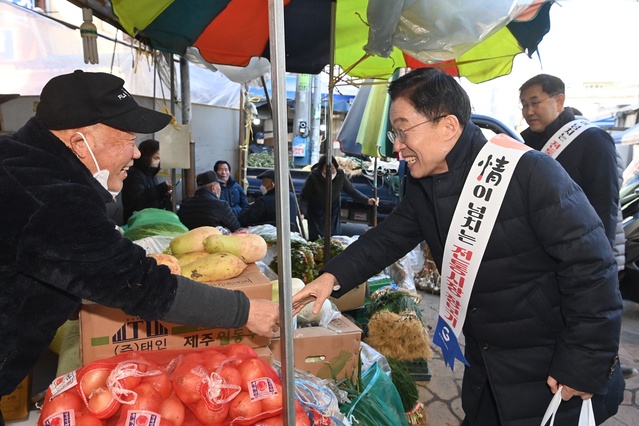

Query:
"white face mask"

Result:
[[260, 185, 268, 195], [322, 172, 337, 180], [75, 132, 120, 198]]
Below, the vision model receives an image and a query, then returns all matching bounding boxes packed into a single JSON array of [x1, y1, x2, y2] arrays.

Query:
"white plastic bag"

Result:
[[540, 386, 595, 426]]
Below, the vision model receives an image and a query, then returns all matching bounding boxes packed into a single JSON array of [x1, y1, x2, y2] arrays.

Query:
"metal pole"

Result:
[[267, 1, 295, 424], [261, 77, 308, 240], [323, 0, 336, 262], [179, 56, 190, 205], [373, 156, 378, 227]]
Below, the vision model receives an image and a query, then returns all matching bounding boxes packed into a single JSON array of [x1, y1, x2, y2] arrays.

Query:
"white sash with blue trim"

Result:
[[433, 134, 531, 370]]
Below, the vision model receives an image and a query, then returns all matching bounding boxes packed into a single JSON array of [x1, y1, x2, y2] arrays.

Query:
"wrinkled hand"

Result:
[[368, 197, 379, 206], [246, 299, 280, 338], [292, 273, 337, 316], [547, 376, 593, 401]]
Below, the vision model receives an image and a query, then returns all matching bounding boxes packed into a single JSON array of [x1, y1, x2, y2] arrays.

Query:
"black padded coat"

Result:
[[323, 122, 624, 425], [178, 188, 240, 231], [0, 118, 250, 397]]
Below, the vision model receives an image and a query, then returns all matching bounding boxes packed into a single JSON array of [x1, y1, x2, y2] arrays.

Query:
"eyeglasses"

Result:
[[519, 94, 557, 111], [387, 115, 447, 144]]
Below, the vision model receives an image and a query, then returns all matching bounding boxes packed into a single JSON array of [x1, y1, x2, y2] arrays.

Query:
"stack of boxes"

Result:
[[79, 264, 365, 381], [79, 263, 273, 365]]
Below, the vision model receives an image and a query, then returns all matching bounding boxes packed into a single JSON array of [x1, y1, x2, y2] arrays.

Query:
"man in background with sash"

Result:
[[519, 74, 637, 380], [292, 68, 624, 425]]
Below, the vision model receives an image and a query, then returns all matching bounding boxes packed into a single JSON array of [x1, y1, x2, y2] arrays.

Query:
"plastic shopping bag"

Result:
[[540, 385, 595, 426]]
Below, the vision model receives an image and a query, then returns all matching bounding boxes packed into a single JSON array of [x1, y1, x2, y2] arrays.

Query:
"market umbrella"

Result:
[[68, 0, 553, 84]]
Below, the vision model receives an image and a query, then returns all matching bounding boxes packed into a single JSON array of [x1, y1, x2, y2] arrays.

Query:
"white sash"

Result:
[[433, 134, 531, 370], [540, 119, 596, 159]]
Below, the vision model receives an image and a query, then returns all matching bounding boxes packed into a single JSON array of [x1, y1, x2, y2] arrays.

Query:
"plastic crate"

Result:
[[367, 276, 396, 297]]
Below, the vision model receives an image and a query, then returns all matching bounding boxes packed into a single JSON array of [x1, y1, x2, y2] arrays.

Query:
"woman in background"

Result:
[[300, 155, 377, 241], [122, 139, 172, 223]]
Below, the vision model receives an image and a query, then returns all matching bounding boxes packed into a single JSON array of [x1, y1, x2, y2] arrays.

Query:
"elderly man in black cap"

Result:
[[238, 169, 299, 231], [0, 71, 280, 415], [178, 171, 241, 232]]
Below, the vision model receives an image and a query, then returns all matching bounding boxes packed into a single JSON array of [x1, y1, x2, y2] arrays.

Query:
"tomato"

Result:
[[260, 383, 283, 413], [86, 386, 120, 419], [160, 396, 186, 426], [75, 413, 105, 426], [141, 370, 172, 399], [229, 391, 262, 421], [193, 399, 230, 425], [237, 358, 268, 391], [38, 389, 85, 425]]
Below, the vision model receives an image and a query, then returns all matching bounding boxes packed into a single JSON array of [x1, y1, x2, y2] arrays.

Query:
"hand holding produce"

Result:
[[245, 299, 280, 338]]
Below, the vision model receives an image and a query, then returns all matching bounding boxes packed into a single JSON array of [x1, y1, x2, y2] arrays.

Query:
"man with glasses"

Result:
[[520, 74, 637, 380], [293, 67, 624, 425]]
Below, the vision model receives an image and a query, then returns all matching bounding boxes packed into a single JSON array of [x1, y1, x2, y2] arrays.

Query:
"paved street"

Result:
[[415, 292, 639, 425]]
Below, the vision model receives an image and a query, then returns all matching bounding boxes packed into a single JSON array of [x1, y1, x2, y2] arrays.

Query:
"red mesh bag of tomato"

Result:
[[37, 344, 284, 426]]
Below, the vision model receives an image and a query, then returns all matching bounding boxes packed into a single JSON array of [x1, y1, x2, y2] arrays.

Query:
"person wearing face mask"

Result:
[[121, 138, 173, 223], [299, 155, 378, 241], [177, 171, 241, 232], [214, 160, 250, 217], [0, 70, 280, 419], [238, 169, 299, 231]]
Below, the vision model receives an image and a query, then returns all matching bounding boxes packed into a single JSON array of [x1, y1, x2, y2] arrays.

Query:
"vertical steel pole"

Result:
[[267, 1, 295, 424]]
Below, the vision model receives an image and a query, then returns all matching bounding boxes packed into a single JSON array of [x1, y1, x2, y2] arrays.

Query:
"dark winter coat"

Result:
[[121, 163, 172, 224], [299, 166, 370, 241], [238, 188, 299, 232], [177, 188, 240, 231], [0, 118, 250, 397], [323, 122, 624, 425], [219, 176, 249, 217], [521, 109, 621, 255]]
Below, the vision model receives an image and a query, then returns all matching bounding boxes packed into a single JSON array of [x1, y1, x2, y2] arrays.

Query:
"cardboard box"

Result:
[[269, 316, 362, 380], [0, 375, 29, 420], [80, 264, 272, 365], [330, 283, 366, 311]]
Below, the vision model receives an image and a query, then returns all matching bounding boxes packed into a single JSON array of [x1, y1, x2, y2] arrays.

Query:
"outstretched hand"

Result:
[[245, 299, 280, 338], [292, 273, 337, 316]]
